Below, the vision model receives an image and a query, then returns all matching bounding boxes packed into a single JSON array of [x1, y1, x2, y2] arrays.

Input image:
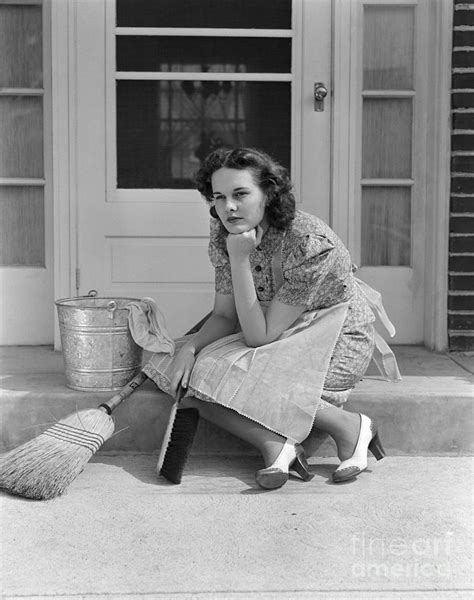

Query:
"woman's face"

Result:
[[211, 167, 268, 234]]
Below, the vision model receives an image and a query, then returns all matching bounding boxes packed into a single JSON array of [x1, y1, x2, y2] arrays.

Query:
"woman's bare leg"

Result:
[[181, 396, 286, 466], [182, 397, 362, 464], [313, 406, 361, 460]]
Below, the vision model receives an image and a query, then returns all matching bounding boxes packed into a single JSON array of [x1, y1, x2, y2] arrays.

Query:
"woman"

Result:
[[144, 147, 397, 489]]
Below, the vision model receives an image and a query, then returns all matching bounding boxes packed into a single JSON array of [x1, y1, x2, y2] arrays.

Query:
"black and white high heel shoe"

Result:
[[332, 414, 385, 483], [255, 441, 314, 490]]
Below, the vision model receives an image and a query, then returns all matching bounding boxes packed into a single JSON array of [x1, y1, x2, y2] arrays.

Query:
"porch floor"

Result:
[[1, 346, 473, 598], [1, 454, 472, 598]]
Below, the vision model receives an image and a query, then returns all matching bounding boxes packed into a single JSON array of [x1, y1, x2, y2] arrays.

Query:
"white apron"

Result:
[[143, 302, 349, 442]]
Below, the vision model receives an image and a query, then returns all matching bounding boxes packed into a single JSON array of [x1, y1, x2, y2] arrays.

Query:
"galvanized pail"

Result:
[[55, 296, 143, 391]]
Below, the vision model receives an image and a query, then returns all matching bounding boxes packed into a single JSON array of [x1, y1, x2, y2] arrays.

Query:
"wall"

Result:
[[450, 0, 474, 351]]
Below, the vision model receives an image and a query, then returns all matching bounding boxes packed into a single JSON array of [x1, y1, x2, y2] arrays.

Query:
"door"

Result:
[[74, 0, 332, 338], [0, 1, 53, 344], [331, 0, 431, 344], [74, 0, 432, 343]]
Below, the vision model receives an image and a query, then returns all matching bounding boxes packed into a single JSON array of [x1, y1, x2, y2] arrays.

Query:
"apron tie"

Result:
[[354, 277, 402, 382]]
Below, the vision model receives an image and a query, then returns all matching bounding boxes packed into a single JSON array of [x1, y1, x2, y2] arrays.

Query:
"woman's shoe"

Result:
[[255, 442, 314, 490], [332, 414, 385, 483]]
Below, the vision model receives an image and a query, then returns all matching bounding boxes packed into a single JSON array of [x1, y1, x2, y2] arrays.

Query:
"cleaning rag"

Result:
[[126, 297, 175, 355]]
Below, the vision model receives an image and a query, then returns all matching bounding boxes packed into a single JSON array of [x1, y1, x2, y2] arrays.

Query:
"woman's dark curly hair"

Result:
[[195, 147, 295, 230]]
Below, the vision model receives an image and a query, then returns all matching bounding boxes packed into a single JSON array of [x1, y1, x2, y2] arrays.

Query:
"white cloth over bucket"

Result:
[[126, 297, 175, 355]]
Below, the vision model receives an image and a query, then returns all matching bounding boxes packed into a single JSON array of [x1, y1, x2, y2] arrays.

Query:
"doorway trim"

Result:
[[51, 0, 78, 347], [422, 0, 451, 352]]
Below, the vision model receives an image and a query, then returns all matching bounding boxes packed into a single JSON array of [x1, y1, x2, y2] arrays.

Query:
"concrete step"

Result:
[[1, 345, 473, 457]]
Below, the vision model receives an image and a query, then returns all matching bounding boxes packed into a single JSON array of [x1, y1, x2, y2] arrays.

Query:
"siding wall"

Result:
[[450, 0, 474, 351]]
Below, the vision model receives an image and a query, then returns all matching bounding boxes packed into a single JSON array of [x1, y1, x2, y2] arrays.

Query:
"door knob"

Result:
[[314, 82, 328, 111]]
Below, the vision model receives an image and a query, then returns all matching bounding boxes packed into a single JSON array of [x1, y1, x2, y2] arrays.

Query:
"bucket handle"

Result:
[[107, 300, 117, 319]]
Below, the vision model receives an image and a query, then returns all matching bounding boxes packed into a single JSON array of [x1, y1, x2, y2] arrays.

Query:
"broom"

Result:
[[0, 372, 199, 500]]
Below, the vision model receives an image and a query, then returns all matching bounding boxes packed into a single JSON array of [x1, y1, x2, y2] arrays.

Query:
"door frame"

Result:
[[420, 0, 452, 352], [50, 0, 452, 351], [51, 0, 78, 346]]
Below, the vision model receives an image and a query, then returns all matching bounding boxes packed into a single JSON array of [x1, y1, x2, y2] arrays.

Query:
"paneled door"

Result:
[[332, 0, 432, 344], [0, 1, 53, 344], [75, 0, 332, 337]]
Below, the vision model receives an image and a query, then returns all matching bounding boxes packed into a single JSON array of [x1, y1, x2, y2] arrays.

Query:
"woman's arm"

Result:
[[169, 292, 238, 397], [184, 292, 238, 355], [227, 230, 305, 347]]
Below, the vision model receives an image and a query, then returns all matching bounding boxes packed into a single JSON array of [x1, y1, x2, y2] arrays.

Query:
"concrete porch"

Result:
[[1, 345, 473, 598], [1, 454, 473, 599], [1, 345, 473, 457]]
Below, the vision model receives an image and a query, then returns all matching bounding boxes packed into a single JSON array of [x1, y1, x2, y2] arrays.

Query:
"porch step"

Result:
[[1, 345, 472, 457]]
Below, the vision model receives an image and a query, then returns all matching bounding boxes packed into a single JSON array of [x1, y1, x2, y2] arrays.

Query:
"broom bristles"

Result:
[[0, 409, 114, 500]]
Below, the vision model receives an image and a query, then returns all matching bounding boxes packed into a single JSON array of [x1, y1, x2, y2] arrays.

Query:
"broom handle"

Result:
[[98, 371, 149, 415], [98, 312, 205, 414]]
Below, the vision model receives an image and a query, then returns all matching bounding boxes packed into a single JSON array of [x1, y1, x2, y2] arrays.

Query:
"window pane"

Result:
[[0, 96, 43, 178], [117, 37, 291, 73], [117, 0, 291, 29], [0, 5, 42, 88], [117, 80, 290, 188], [362, 99, 412, 179], [363, 6, 414, 90], [361, 187, 411, 266], [0, 187, 44, 266]]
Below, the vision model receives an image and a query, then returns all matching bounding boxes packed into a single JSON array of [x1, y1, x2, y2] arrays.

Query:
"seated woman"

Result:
[[144, 147, 398, 489]]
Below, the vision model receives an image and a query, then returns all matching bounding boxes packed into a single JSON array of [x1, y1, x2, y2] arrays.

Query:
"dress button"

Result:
[[255, 265, 262, 272], [257, 286, 264, 292]]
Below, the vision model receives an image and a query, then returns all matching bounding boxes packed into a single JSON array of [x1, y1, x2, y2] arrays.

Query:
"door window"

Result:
[[360, 4, 415, 266], [0, 3, 44, 266], [113, 0, 293, 190], [116, 0, 291, 29]]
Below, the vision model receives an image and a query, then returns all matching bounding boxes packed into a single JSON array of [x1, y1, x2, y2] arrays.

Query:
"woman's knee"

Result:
[[321, 387, 353, 407]]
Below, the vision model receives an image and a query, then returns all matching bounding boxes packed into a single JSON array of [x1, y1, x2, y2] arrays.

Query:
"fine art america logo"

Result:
[[351, 532, 453, 579]]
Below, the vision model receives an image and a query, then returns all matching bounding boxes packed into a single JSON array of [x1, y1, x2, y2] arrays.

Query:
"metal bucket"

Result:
[[55, 296, 143, 391]]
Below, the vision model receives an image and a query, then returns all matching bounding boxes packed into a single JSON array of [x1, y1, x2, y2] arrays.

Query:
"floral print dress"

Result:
[[209, 210, 376, 402], [144, 210, 382, 442]]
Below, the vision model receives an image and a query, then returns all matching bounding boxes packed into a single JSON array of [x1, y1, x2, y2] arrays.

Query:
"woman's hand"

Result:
[[169, 343, 196, 399], [226, 225, 264, 260]]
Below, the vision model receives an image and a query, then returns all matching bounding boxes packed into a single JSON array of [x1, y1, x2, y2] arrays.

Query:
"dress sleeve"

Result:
[[276, 233, 337, 308], [208, 219, 233, 295]]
